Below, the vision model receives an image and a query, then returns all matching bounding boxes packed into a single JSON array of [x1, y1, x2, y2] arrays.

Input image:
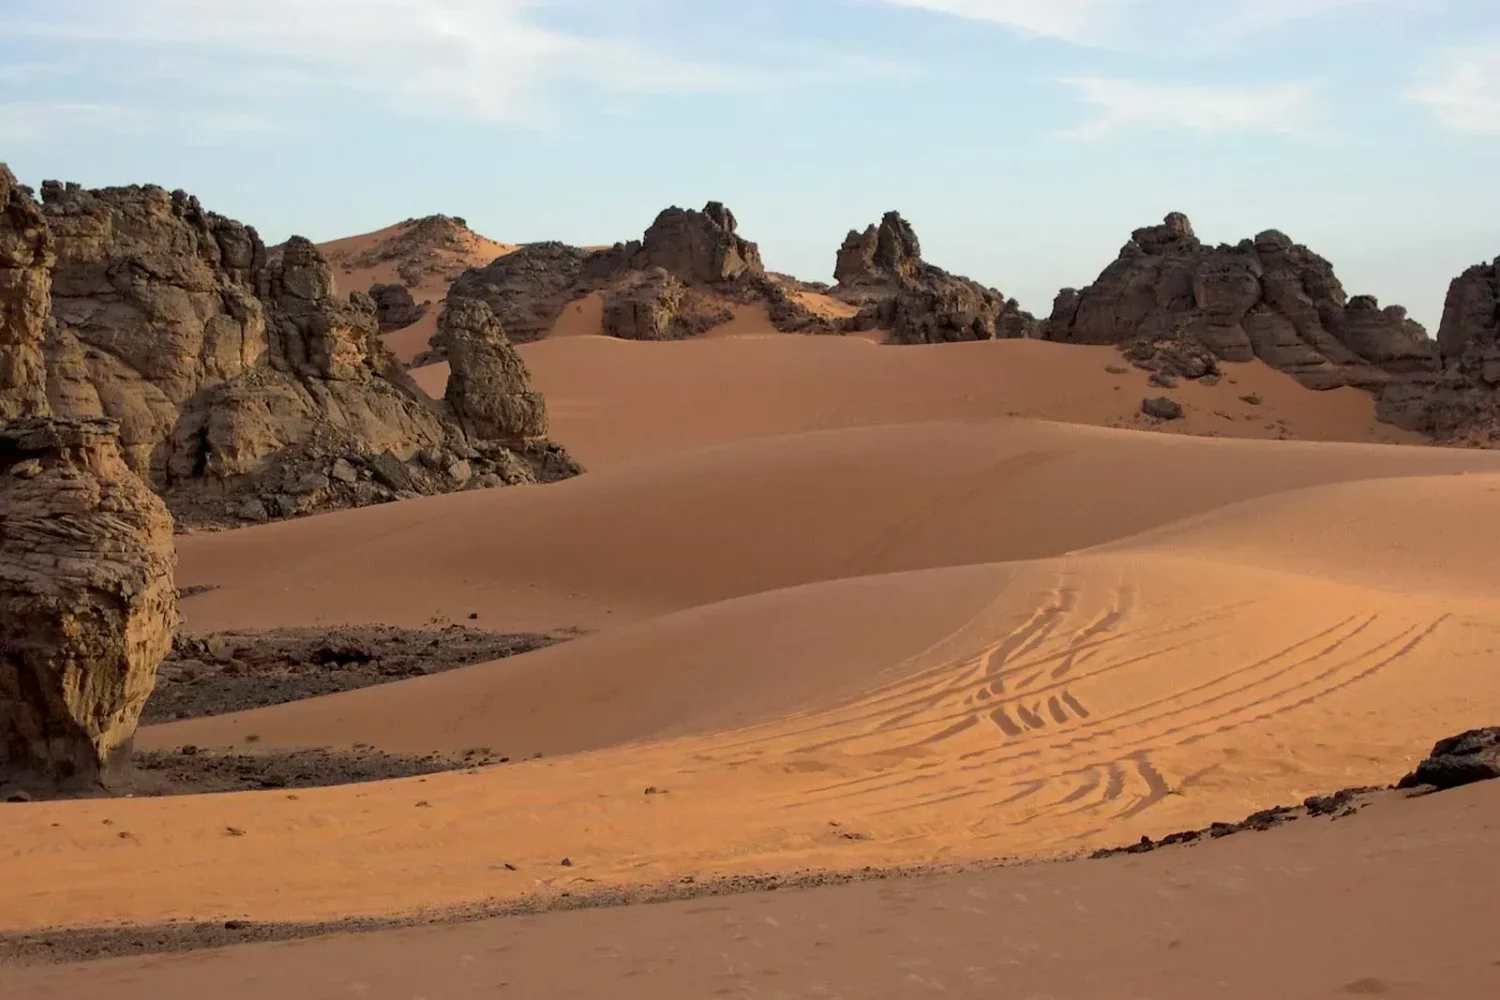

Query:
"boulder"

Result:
[[436, 297, 549, 441], [369, 283, 428, 332], [832, 211, 1037, 343], [1397, 728, 1500, 790], [1142, 396, 1184, 420], [445, 241, 616, 345], [0, 166, 53, 419], [0, 416, 177, 786], [1044, 213, 1437, 390]]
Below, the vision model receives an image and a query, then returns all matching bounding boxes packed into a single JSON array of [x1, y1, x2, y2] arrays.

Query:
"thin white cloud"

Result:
[[3, 0, 737, 123], [1408, 43, 1500, 136], [869, 0, 1390, 49], [1059, 77, 1323, 140], [864, 0, 1128, 46], [0, 102, 150, 142]]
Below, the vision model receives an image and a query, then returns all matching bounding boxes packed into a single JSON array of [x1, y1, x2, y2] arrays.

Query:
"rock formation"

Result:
[[436, 297, 549, 441], [446, 241, 619, 345], [634, 201, 764, 285], [1044, 213, 1436, 389], [369, 283, 427, 332], [832, 211, 1038, 344], [0, 166, 52, 419], [434, 202, 832, 351], [601, 268, 733, 341], [20, 174, 578, 527], [1397, 728, 1500, 790], [1377, 257, 1500, 441], [0, 417, 177, 787]]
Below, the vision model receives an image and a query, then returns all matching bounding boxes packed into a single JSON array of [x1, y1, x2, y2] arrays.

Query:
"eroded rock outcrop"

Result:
[[434, 202, 832, 351], [0, 167, 52, 419], [369, 283, 428, 332], [832, 211, 1038, 344], [25, 177, 577, 527], [0, 417, 177, 787], [436, 297, 548, 441], [1045, 213, 1436, 389], [1377, 257, 1500, 442], [635, 201, 765, 285], [601, 268, 733, 341]]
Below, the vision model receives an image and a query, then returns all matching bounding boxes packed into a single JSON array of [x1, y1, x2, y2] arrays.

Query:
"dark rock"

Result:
[[832, 211, 1037, 344], [601, 268, 733, 341], [1043, 212, 1436, 394], [1142, 396, 1184, 420], [0, 165, 53, 419], [1397, 728, 1500, 790], [368, 283, 428, 332]]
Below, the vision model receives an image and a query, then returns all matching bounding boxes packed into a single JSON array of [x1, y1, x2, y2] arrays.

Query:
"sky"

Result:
[[2, 0, 1498, 330]]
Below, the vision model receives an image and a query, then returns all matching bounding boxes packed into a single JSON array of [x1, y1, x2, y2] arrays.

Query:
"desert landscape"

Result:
[[4, 157, 1500, 1000]]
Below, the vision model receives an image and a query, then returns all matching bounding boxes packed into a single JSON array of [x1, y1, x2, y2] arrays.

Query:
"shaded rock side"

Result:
[[633, 201, 765, 285], [369, 283, 428, 333], [0, 416, 177, 786], [1044, 213, 1436, 390], [1397, 728, 1500, 790], [1377, 256, 1500, 441], [436, 202, 830, 350], [832, 211, 1038, 344], [0, 165, 54, 419], [601, 268, 734, 341], [445, 241, 620, 345], [435, 297, 549, 441]]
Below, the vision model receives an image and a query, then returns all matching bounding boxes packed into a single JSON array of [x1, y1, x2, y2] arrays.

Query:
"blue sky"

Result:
[[2, 0, 1497, 329]]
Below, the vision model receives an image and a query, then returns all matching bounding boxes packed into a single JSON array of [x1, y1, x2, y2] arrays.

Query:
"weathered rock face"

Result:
[[369, 283, 428, 333], [832, 211, 1038, 344], [601, 268, 733, 341], [1044, 213, 1436, 389], [436, 201, 830, 350], [28, 178, 578, 527], [446, 241, 617, 345], [0, 167, 53, 419], [834, 211, 922, 287], [39, 181, 271, 480], [0, 416, 177, 787], [634, 201, 765, 285], [1377, 257, 1500, 440], [436, 297, 549, 441]]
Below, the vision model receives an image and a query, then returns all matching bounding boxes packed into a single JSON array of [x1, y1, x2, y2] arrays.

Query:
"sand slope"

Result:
[[5, 325, 1500, 951], [14, 781, 1500, 999]]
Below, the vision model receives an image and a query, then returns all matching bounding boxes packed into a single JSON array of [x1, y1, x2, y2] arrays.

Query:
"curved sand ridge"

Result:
[[6, 330, 1500, 936]]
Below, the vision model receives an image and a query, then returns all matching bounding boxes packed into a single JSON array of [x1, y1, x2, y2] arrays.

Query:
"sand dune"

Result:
[[15, 781, 1500, 999], [7, 321, 1500, 964], [492, 336, 1420, 470], [173, 417, 1500, 636]]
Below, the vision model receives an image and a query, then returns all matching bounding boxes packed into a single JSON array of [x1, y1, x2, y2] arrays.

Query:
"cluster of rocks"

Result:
[[421, 203, 1035, 359], [1377, 258, 1500, 442], [1040, 211, 1500, 442], [1043, 212, 1434, 390], [368, 283, 427, 332], [831, 211, 1038, 344], [17, 173, 577, 529]]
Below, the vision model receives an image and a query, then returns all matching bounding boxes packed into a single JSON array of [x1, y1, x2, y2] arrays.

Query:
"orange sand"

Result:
[[5, 314, 1499, 975]]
